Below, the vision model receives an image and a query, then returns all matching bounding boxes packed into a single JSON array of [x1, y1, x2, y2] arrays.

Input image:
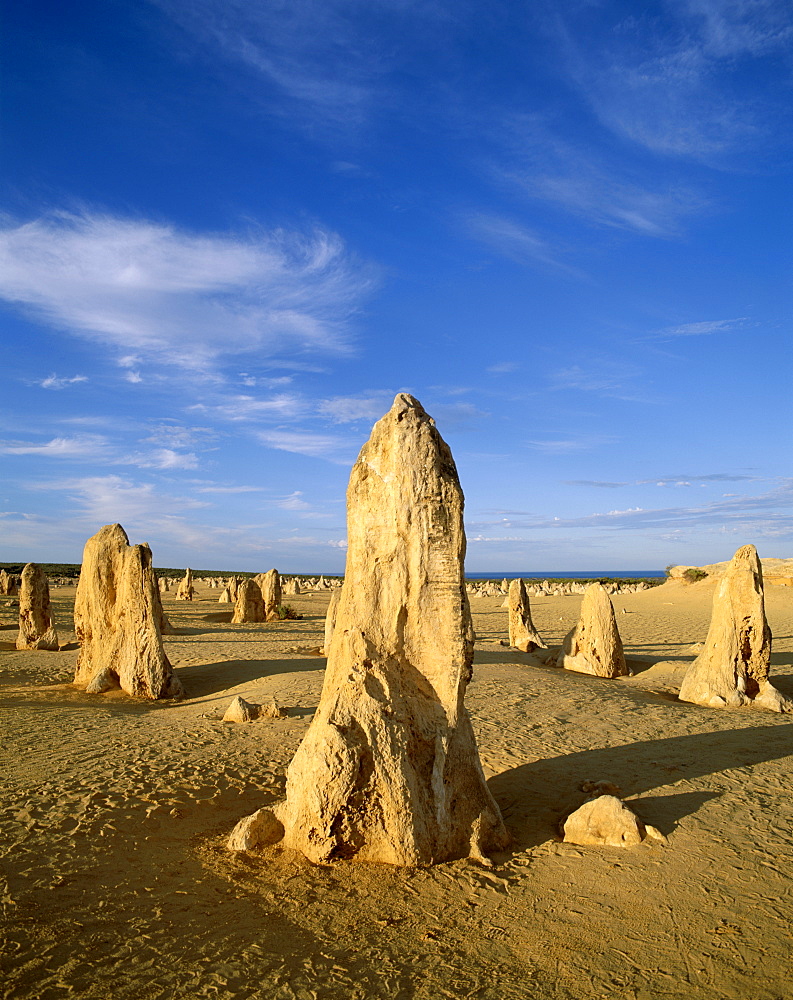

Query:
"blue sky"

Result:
[[1, 0, 791, 572]]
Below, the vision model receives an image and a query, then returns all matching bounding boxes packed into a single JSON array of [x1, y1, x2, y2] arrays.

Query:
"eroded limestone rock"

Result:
[[256, 569, 282, 621], [175, 568, 194, 601], [16, 563, 59, 650], [223, 695, 287, 722], [227, 808, 284, 851], [563, 795, 644, 847], [556, 583, 628, 678], [507, 578, 546, 652], [223, 696, 261, 722], [678, 545, 790, 712], [74, 524, 183, 699], [231, 578, 265, 624], [230, 393, 507, 865], [321, 588, 341, 656]]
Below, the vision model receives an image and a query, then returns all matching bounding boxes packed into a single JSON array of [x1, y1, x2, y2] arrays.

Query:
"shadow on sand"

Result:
[[175, 657, 325, 698], [488, 724, 793, 850]]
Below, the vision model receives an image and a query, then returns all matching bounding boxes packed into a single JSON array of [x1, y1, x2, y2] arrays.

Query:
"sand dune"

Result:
[[1, 579, 791, 999]]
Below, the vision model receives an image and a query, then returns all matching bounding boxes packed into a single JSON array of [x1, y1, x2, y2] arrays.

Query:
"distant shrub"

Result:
[[682, 568, 708, 583], [275, 604, 302, 620], [664, 564, 675, 578]]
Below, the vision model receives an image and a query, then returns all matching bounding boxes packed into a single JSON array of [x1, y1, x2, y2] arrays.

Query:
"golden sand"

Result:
[[1, 579, 791, 999]]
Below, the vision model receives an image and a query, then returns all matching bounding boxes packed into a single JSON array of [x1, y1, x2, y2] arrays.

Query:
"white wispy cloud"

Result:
[[1, 432, 202, 472], [34, 373, 89, 390], [154, 0, 455, 131], [565, 473, 759, 488], [32, 474, 209, 525], [189, 393, 306, 422], [680, 0, 793, 60], [275, 533, 348, 549], [551, 1, 792, 161], [193, 484, 265, 494], [123, 448, 200, 471], [472, 481, 793, 536], [318, 393, 393, 424], [143, 423, 216, 450], [276, 490, 311, 511], [463, 211, 583, 277], [0, 209, 374, 370], [0, 434, 113, 461], [654, 317, 749, 338], [494, 115, 706, 237], [547, 359, 644, 398], [526, 435, 617, 454], [256, 429, 355, 463]]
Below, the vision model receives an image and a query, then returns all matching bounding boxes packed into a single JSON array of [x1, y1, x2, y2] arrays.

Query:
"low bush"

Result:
[[275, 604, 303, 620]]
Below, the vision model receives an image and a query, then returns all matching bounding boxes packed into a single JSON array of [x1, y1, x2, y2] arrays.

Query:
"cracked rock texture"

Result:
[[679, 544, 790, 712], [73, 523, 184, 700], [232, 393, 507, 865]]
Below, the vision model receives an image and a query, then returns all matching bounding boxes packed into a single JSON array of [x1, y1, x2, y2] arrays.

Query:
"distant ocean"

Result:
[[465, 570, 664, 579]]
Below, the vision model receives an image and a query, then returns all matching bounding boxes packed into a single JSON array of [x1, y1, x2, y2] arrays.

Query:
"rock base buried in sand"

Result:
[[223, 695, 287, 722], [227, 808, 285, 851], [563, 796, 645, 847], [16, 563, 59, 651], [231, 578, 266, 624], [74, 523, 184, 700], [235, 394, 508, 866], [556, 583, 629, 678], [507, 578, 546, 652], [679, 544, 791, 712]]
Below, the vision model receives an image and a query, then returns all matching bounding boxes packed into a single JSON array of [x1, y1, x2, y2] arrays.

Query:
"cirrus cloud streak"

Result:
[[0, 210, 375, 370]]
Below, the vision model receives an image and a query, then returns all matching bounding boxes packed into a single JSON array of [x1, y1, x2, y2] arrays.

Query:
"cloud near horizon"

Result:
[[471, 481, 793, 538], [0, 210, 374, 370]]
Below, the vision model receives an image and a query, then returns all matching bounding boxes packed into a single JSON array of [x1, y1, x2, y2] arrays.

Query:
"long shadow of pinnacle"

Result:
[[488, 723, 793, 848]]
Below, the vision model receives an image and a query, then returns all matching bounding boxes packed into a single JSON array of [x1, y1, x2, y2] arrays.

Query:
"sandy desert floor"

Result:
[[1, 579, 792, 1000]]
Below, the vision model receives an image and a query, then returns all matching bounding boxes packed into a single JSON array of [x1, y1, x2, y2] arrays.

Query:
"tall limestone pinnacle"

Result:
[[507, 578, 546, 652], [679, 544, 790, 712], [555, 582, 629, 678], [229, 393, 508, 864], [74, 523, 184, 700], [16, 563, 59, 651]]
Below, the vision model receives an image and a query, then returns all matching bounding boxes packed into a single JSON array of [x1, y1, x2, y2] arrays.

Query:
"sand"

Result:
[[1, 579, 791, 1000]]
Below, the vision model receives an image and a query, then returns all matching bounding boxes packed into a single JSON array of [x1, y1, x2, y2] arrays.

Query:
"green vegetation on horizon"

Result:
[[0, 563, 664, 588]]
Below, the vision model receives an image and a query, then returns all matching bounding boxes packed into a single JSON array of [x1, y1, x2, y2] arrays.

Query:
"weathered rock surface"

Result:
[[0, 569, 18, 596], [218, 587, 232, 604], [321, 588, 341, 656], [16, 563, 59, 650], [223, 695, 287, 722], [563, 795, 645, 847], [227, 808, 285, 851], [256, 569, 282, 620], [678, 544, 790, 712], [668, 556, 793, 585], [230, 394, 508, 865], [507, 578, 546, 652], [223, 696, 261, 722], [231, 578, 265, 624], [74, 524, 184, 699], [556, 583, 629, 678], [175, 568, 194, 601]]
